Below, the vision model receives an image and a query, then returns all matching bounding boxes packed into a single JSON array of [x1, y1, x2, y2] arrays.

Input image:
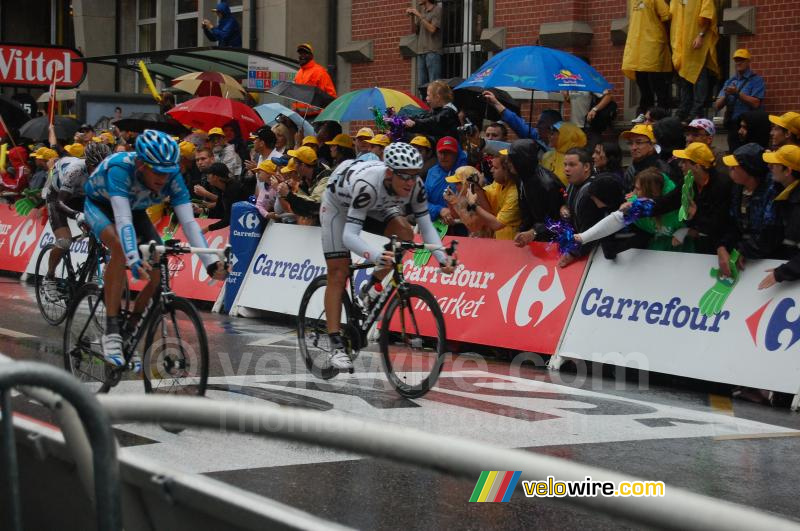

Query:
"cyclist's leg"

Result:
[[128, 210, 162, 315], [45, 195, 72, 277], [84, 199, 126, 367], [371, 210, 412, 282], [324, 257, 350, 333], [320, 193, 350, 334]]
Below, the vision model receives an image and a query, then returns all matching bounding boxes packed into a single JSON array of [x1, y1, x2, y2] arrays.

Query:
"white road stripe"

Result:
[[0, 327, 35, 339]]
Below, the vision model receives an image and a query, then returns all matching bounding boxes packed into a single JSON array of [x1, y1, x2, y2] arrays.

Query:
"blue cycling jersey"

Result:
[[84, 151, 190, 210]]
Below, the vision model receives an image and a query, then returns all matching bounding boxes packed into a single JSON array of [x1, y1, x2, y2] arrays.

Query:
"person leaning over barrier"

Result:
[[758, 145, 800, 289], [717, 143, 782, 277], [275, 146, 331, 225]]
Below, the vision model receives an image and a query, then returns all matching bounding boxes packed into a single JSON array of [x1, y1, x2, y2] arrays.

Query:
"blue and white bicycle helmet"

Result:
[[135, 129, 180, 173]]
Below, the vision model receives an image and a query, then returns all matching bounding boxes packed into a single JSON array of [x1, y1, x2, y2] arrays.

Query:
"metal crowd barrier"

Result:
[[2, 356, 799, 531]]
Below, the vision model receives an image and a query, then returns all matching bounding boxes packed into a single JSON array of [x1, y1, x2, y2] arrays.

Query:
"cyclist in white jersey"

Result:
[[42, 142, 113, 300], [320, 142, 456, 370]]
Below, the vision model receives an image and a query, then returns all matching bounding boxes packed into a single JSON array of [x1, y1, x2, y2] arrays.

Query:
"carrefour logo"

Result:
[[746, 297, 800, 351], [238, 212, 259, 230], [497, 265, 565, 328], [9, 219, 37, 257]]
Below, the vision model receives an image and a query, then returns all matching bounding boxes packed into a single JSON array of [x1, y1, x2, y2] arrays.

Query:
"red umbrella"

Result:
[[167, 96, 264, 137]]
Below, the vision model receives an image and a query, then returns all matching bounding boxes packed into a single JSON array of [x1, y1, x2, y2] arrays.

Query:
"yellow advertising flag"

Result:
[[139, 60, 162, 103]]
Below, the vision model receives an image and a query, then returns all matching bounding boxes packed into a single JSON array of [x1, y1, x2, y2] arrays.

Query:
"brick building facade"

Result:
[[345, 0, 800, 123]]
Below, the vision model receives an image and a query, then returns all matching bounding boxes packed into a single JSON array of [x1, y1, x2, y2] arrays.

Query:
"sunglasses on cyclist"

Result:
[[393, 169, 419, 181]]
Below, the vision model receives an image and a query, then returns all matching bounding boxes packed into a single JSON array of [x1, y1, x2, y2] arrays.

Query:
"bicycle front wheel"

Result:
[[297, 275, 352, 380], [142, 297, 209, 396], [380, 284, 446, 398], [63, 283, 113, 393], [34, 243, 73, 325]]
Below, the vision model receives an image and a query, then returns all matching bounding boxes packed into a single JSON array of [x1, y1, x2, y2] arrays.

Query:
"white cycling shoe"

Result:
[[328, 347, 353, 370]]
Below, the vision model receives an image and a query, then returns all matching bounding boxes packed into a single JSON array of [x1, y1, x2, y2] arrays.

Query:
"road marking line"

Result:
[[714, 431, 800, 441], [0, 327, 35, 339], [247, 333, 294, 347], [709, 394, 734, 416]]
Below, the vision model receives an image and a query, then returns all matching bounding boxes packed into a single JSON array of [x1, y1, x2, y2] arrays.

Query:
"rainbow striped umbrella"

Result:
[[314, 87, 428, 122]]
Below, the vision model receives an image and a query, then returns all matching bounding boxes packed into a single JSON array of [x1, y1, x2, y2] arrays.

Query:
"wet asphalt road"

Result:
[[3, 275, 800, 530]]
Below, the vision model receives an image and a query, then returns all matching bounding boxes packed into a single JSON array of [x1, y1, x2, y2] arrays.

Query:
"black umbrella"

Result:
[[418, 77, 521, 122], [268, 81, 335, 109], [114, 113, 190, 136], [18, 115, 80, 142], [0, 95, 31, 129]]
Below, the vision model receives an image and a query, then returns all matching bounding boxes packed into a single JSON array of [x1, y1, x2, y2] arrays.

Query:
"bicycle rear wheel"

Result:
[[380, 284, 446, 398], [142, 297, 209, 396], [297, 275, 353, 380], [34, 243, 73, 325], [62, 283, 115, 393]]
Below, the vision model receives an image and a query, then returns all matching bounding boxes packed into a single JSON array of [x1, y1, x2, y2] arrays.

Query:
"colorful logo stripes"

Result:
[[470, 471, 521, 502]]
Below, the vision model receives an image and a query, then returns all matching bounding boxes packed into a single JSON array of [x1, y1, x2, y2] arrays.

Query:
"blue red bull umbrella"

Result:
[[456, 46, 612, 93]]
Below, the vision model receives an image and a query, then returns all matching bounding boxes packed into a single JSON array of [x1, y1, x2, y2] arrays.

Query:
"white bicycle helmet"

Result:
[[384, 142, 423, 171]]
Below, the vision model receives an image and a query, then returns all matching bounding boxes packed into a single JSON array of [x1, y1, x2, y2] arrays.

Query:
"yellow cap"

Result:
[[257, 159, 278, 173], [445, 165, 480, 184], [620, 124, 655, 143], [64, 143, 85, 158], [28, 147, 44, 158], [36, 148, 59, 160], [356, 127, 375, 139], [281, 158, 298, 174], [179, 141, 196, 158], [100, 132, 115, 143], [301, 135, 319, 146], [763, 145, 800, 172], [207, 127, 225, 137], [297, 42, 314, 54], [769, 112, 800, 137], [325, 133, 354, 149], [733, 49, 751, 60], [91, 136, 102, 143], [366, 134, 390, 147], [498, 148, 509, 156], [409, 135, 431, 149], [673, 142, 715, 168], [287, 146, 318, 165]]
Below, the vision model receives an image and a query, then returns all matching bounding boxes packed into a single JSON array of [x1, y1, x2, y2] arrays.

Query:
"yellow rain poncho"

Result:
[[622, 0, 672, 80], [670, 0, 720, 84], [541, 122, 587, 186]]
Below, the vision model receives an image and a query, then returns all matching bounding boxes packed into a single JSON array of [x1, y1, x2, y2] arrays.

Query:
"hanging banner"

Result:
[[0, 44, 86, 88]]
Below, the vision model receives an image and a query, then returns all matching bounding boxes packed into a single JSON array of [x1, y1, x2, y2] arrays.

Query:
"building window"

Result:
[[137, 0, 157, 52], [176, 0, 198, 48], [441, 0, 489, 79]]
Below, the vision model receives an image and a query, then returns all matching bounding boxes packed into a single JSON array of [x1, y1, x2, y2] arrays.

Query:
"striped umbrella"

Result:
[[314, 87, 429, 122], [172, 71, 248, 100]]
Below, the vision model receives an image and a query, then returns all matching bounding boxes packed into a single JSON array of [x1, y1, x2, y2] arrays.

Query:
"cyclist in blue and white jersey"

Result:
[[320, 142, 456, 370], [83, 129, 227, 370], [43, 142, 112, 300]]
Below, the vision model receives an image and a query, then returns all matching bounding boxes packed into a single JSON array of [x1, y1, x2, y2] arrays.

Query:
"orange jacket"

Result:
[[293, 60, 337, 116]]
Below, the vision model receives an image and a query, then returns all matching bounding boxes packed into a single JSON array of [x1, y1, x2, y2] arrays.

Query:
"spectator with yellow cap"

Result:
[[178, 140, 201, 192], [714, 49, 765, 152], [244, 126, 279, 197], [354, 127, 375, 159], [208, 126, 242, 178], [275, 145, 331, 224], [667, 142, 731, 253], [325, 133, 355, 167], [718, 143, 780, 274], [301, 136, 319, 151], [64, 143, 85, 158], [459, 153, 521, 240], [366, 134, 390, 160], [620, 123, 672, 192], [758, 145, 800, 288], [410, 135, 436, 179], [442, 165, 491, 237], [254, 159, 280, 220], [768, 111, 800, 150], [293, 42, 337, 118]]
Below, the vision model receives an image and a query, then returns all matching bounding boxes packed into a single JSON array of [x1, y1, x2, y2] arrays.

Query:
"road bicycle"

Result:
[[297, 237, 457, 398], [62, 239, 230, 395], [33, 226, 128, 325]]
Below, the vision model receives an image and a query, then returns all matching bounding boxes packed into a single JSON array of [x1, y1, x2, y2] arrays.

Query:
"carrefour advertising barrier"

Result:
[[0, 204, 48, 273], [234, 222, 589, 354], [560, 249, 800, 394], [224, 202, 266, 313]]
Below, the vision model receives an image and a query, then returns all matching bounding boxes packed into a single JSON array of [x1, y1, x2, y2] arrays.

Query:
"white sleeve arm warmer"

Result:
[[577, 210, 626, 244], [109, 195, 139, 268], [174, 202, 216, 268]]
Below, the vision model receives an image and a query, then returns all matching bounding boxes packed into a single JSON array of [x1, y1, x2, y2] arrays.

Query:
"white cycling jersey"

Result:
[[321, 159, 446, 264]]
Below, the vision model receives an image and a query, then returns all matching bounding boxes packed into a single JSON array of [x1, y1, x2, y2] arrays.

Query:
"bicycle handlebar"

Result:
[[383, 236, 458, 256], [139, 239, 232, 266]]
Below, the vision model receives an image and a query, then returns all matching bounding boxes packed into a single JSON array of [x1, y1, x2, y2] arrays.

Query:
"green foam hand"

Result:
[[14, 197, 35, 216], [413, 219, 449, 267], [679, 170, 695, 222], [698, 249, 740, 316]]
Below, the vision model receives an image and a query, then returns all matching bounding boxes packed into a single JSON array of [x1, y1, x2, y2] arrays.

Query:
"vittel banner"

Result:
[[560, 249, 800, 394], [0, 44, 86, 88]]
